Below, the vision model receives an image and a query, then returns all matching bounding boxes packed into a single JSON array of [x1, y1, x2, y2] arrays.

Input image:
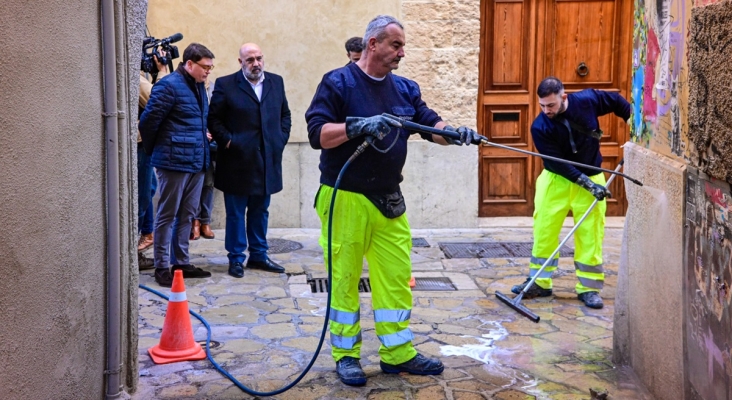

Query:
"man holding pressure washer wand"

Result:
[[510, 77, 631, 309], [305, 15, 482, 386]]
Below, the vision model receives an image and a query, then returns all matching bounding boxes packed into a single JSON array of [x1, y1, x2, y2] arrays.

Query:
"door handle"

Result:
[[576, 62, 589, 77]]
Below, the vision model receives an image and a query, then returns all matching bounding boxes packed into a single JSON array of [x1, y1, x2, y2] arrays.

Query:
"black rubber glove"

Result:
[[575, 174, 612, 201], [443, 125, 483, 146], [345, 115, 401, 140]]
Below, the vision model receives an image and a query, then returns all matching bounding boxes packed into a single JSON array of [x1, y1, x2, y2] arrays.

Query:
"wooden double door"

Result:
[[478, 0, 632, 217]]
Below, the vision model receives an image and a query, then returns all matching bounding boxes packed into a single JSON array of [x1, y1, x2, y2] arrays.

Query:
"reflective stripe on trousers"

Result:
[[330, 307, 360, 325], [315, 185, 418, 365], [331, 332, 362, 350], [530, 170, 606, 293], [374, 309, 413, 347]]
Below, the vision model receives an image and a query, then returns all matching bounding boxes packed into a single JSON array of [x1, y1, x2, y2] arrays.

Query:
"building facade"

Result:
[[616, 1, 732, 399]]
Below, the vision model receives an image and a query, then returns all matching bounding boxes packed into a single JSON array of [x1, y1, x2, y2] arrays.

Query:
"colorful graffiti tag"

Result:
[[630, 0, 689, 158]]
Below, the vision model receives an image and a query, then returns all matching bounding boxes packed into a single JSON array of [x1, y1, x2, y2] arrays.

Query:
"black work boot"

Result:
[[335, 356, 366, 386], [380, 354, 444, 375], [578, 291, 604, 309], [138, 253, 154, 271], [154, 269, 173, 288], [511, 278, 553, 298]]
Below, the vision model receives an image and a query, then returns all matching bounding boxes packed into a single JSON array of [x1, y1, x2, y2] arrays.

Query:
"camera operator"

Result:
[[139, 43, 216, 287], [137, 52, 168, 269], [141, 32, 182, 82]]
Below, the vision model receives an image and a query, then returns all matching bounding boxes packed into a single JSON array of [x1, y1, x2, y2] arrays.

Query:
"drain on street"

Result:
[[412, 237, 430, 247], [438, 242, 574, 259], [309, 277, 371, 293], [412, 277, 456, 291], [196, 340, 221, 349], [308, 277, 456, 292], [267, 238, 303, 254]]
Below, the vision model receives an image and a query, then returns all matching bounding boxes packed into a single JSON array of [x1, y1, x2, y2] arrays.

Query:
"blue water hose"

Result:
[[139, 140, 371, 396]]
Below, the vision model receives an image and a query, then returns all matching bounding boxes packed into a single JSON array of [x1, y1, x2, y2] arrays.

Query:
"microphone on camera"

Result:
[[162, 33, 183, 44]]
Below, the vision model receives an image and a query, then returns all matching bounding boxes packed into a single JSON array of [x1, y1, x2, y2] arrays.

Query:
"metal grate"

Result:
[[308, 277, 372, 293], [438, 242, 574, 259], [267, 238, 303, 254], [413, 277, 456, 291], [412, 237, 430, 247], [308, 277, 456, 292]]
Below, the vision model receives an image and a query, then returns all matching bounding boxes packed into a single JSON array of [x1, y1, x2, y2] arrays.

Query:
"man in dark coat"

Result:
[[208, 42, 291, 278], [139, 43, 216, 287]]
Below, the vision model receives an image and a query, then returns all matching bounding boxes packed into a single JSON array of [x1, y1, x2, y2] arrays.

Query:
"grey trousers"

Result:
[[153, 168, 205, 270]]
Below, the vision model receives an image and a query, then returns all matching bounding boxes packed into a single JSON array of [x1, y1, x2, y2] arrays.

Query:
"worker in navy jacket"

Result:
[[207, 43, 291, 279], [139, 43, 215, 287], [305, 15, 482, 387], [511, 76, 631, 310]]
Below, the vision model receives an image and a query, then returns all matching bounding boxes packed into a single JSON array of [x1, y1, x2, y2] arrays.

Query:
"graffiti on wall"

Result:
[[685, 170, 732, 398], [630, 0, 689, 158]]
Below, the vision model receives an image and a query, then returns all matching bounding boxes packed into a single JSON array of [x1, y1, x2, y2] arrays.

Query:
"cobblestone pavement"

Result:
[[134, 219, 654, 400]]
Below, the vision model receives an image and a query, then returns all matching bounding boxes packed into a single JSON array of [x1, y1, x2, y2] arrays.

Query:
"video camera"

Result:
[[141, 32, 183, 82]]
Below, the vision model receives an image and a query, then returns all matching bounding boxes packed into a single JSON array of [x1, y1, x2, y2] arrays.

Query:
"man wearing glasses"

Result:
[[208, 43, 291, 279], [139, 43, 216, 287]]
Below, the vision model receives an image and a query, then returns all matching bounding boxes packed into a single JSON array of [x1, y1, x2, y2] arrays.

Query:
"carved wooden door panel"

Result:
[[478, 0, 537, 216], [537, 0, 632, 216], [478, 0, 631, 217]]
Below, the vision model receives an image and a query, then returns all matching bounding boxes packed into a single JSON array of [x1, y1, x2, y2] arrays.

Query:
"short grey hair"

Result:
[[362, 15, 404, 49]]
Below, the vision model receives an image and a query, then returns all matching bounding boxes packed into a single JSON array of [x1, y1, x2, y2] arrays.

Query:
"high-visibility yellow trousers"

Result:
[[531, 170, 606, 294], [315, 185, 417, 365]]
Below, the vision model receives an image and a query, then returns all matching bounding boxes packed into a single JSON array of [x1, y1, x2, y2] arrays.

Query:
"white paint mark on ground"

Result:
[[439, 320, 509, 365], [439, 320, 546, 398]]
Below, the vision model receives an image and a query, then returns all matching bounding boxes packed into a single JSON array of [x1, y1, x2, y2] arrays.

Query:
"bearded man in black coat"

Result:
[[207, 43, 291, 278]]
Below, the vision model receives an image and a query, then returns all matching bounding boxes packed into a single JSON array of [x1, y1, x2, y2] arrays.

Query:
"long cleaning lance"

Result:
[[383, 113, 643, 187]]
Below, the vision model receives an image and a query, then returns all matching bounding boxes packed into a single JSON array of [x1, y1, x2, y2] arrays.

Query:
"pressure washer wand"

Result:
[[384, 114, 643, 187]]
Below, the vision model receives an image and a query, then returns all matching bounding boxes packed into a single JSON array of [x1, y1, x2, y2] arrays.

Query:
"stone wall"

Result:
[[614, 143, 686, 400], [0, 1, 108, 399], [126, 0, 149, 392], [399, 0, 480, 129], [687, 1, 732, 182], [620, 1, 732, 399]]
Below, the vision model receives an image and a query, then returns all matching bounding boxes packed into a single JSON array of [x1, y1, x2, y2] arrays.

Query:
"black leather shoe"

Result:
[[228, 262, 244, 278], [336, 356, 366, 386], [380, 354, 444, 375], [246, 258, 285, 273], [154, 269, 173, 288], [578, 291, 604, 309], [171, 264, 211, 278]]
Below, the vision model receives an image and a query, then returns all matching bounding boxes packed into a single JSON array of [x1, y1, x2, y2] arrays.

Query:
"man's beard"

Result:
[[245, 68, 263, 81], [558, 101, 566, 114], [547, 101, 566, 119]]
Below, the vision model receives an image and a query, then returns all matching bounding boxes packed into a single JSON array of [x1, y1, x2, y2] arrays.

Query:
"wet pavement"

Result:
[[134, 218, 655, 399]]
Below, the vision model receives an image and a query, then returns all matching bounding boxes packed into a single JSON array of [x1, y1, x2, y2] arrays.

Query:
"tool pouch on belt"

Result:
[[364, 190, 406, 219]]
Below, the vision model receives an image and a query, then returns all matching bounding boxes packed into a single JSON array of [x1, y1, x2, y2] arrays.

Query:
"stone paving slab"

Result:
[[135, 225, 654, 400]]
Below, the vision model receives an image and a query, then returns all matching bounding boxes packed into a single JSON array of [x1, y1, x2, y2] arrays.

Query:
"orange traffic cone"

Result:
[[148, 270, 207, 364], [409, 276, 416, 289]]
